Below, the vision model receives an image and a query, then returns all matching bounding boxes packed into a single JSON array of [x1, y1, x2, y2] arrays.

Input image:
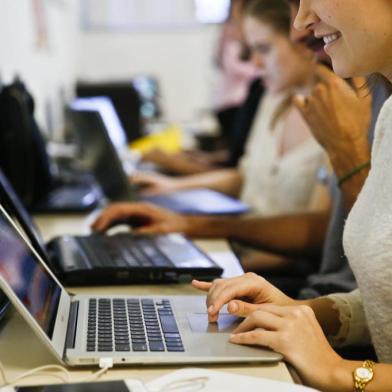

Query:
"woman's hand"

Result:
[[192, 272, 296, 322], [142, 149, 175, 168], [293, 64, 371, 163], [91, 202, 191, 235], [131, 172, 181, 196], [230, 304, 344, 391]]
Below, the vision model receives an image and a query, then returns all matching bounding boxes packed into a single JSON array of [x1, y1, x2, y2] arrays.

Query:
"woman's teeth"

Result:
[[323, 33, 340, 45]]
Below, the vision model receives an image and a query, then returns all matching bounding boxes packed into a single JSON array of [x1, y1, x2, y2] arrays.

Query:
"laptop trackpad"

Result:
[[187, 313, 242, 333]]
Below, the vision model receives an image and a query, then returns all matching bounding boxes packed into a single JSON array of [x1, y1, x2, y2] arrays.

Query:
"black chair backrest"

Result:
[[0, 79, 53, 207]]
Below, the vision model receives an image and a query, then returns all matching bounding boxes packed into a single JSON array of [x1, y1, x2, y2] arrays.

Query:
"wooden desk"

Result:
[[0, 213, 293, 386]]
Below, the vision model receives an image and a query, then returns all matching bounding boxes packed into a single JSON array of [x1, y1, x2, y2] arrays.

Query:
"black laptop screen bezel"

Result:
[[0, 169, 50, 263]]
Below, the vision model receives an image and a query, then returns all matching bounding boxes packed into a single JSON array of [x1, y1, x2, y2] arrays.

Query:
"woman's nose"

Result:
[[293, 0, 320, 32]]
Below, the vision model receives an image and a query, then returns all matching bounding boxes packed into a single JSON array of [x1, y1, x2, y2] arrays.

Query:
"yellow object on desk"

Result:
[[130, 125, 183, 154]]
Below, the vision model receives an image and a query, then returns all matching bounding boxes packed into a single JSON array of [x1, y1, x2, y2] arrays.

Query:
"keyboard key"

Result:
[[149, 341, 165, 351], [132, 343, 148, 352], [98, 346, 113, 352], [166, 342, 184, 347], [159, 316, 179, 334], [148, 337, 164, 342], [131, 338, 147, 343], [115, 344, 130, 351], [167, 346, 185, 352], [165, 337, 182, 343], [164, 333, 181, 339]]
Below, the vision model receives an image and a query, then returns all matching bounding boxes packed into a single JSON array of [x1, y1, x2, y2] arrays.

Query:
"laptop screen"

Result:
[[69, 96, 127, 151], [0, 170, 49, 264], [0, 207, 61, 338]]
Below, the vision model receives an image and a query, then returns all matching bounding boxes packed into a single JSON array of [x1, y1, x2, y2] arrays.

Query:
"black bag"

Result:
[[0, 79, 53, 207]]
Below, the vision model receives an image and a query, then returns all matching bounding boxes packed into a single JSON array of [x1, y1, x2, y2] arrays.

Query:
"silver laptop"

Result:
[[0, 204, 281, 367]]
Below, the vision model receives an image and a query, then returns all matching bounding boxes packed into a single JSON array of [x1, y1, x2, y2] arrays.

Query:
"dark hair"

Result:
[[244, 0, 291, 36]]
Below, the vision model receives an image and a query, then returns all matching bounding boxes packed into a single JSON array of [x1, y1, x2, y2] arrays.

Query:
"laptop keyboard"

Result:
[[77, 236, 174, 269], [86, 298, 184, 353]]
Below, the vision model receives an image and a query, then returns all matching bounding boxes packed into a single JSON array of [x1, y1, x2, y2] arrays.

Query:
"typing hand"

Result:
[[192, 273, 295, 322], [91, 202, 191, 235], [131, 171, 181, 196], [230, 304, 343, 391]]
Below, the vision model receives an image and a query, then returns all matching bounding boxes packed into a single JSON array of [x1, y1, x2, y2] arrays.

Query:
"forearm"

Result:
[[175, 169, 243, 196], [301, 297, 341, 337], [328, 138, 370, 211], [163, 156, 215, 175], [186, 210, 330, 256]]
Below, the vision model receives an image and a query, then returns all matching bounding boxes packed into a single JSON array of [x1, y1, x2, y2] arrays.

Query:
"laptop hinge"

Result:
[[65, 300, 79, 350]]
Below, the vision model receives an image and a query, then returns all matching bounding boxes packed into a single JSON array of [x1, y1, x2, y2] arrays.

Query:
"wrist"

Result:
[[298, 353, 352, 392], [328, 139, 370, 179], [185, 216, 231, 238], [328, 359, 360, 392]]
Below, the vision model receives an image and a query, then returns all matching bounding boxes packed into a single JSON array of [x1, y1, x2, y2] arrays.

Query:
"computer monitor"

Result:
[[76, 82, 143, 143], [69, 96, 127, 151]]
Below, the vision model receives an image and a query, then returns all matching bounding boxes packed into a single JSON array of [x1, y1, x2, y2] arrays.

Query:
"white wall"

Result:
[[77, 26, 220, 122], [0, 1, 220, 130], [0, 0, 79, 138]]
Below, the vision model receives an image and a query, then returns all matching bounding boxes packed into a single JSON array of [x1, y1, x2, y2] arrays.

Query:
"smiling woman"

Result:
[[193, 1, 392, 392], [294, 0, 392, 78]]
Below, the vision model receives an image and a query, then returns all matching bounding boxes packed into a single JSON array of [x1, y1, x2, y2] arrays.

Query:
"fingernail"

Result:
[[208, 305, 214, 313]]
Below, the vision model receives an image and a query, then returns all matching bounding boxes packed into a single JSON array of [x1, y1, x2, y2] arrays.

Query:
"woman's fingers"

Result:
[[227, 300, 264, 317], [92, 203, 138, 231], [91, 202, 161, 232], [193, 279, 237, 322], [228, 301, 288, 318], [232, 309, 284, 334], [205, 279, 254, 322], [314, 64, 342, 86], [230, 329, 276, 349], [191, 280, 212, 292]]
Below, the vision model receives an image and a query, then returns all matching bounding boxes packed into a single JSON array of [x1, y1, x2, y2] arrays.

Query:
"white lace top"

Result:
[[240, 92, 325, 215], [328, 95, 392, 362]]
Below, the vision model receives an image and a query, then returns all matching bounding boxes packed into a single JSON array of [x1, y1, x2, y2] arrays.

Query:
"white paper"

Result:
[[146, 368, 320, 392]]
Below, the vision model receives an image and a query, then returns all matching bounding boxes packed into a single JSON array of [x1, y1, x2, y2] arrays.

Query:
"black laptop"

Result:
[[67, 107, 249, 215], [0, 170, 223, 286]]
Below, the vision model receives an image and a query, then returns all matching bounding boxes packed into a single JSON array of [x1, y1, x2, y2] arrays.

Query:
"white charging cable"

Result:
[[0, 358, 208, 392], [0, 359, 113, 388]]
